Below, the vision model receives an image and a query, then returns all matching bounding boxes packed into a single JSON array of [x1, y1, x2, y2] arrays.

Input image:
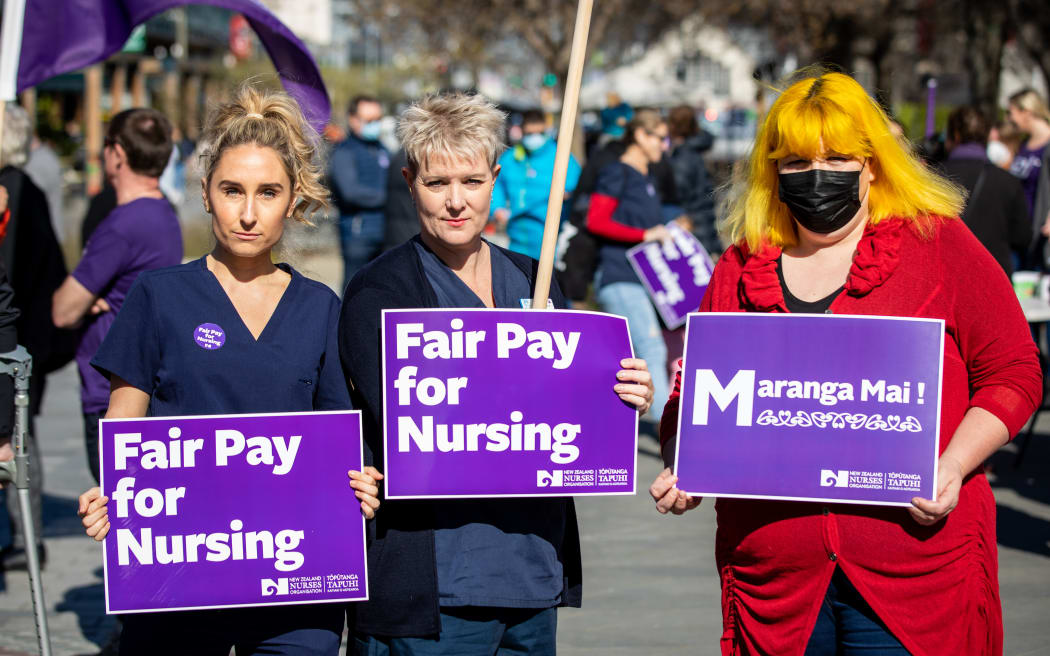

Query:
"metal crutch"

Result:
[[0, 346, 52, 656]]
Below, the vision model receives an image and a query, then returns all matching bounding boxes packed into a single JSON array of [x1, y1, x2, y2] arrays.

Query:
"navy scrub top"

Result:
[[414, 239, 568, 609], [92, 256, 350, 416]]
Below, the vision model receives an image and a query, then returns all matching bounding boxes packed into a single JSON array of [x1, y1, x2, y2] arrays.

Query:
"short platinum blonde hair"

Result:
[[1, 102, 31, 168], [397, 93, 507, 176]]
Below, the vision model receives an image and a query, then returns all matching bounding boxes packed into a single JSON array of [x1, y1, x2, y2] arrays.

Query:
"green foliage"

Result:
[[893, 102, 954, 141]]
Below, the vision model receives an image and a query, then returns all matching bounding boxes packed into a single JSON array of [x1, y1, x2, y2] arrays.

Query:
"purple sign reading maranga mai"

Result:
[[382, 309, 638, 498], [100, 411, 367, 613], [627, 222, 715, 329], [674, 314, 943, 506]]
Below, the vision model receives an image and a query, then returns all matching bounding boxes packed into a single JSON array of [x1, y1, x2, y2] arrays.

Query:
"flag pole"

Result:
[[0, 0, 27, 139], [0, 0, 28, 155], [530, 0, 593, 309]]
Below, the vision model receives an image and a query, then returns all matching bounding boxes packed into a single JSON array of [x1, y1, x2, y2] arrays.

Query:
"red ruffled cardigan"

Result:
[[660, 217, 1042, 655]]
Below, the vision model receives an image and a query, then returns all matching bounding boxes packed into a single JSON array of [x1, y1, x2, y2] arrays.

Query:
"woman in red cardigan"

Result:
[[650, 70, 1043, 655]]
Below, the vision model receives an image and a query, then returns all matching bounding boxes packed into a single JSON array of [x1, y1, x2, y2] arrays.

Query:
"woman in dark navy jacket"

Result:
[[341, 93, 655, 655], [76, 86, 381, 655]]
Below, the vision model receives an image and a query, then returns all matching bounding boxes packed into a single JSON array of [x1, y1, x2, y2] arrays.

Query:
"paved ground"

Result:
[[0, 245, 1047, 654]]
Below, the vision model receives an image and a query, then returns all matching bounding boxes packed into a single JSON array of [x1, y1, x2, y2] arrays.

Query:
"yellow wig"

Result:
[[722, 70, 965, 251]]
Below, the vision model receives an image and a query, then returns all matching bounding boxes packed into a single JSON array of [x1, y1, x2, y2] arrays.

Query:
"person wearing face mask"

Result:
[[1006, 89, 1050, 269], [940, 106, 1030, 276], [490, 109, 581, 260], [75, 85, 381, 654], [329, 94, 391, 290], [587, 109, 684, 423], [649, 71, 1041, 655], [339, 93, 654, 655]]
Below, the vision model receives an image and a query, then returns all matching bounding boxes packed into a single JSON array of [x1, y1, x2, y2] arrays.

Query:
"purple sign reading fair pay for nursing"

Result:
[[382, 309, 638, 498], [100, 411, 368, 613], [626, 222, 715, 329], [675, 314, 944, 506]]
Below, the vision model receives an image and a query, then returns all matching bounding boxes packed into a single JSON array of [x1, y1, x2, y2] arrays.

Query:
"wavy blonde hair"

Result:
[[198, 85, 328, 224], [722, 70, 964, 251], [397, 92, 506, 176], [1009, 88, 1050, 126]]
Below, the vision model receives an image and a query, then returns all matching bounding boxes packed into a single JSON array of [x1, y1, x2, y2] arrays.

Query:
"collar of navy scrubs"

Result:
[[194, 255, 300, 342], [413, 239, 532, 309]]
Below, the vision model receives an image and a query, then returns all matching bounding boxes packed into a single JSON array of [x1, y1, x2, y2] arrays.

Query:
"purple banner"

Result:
[[100, 411, 367, 613], [626, 223, 715, 329], [17, 0, 331, 131], [674, 314, 943, 506], [382, 309, 638, 498]]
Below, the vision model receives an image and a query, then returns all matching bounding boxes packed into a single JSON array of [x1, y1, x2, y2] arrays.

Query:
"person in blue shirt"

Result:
[[76, 86, 381, 656], [490, 110, 581, 260], [329, 95, 391, 291]]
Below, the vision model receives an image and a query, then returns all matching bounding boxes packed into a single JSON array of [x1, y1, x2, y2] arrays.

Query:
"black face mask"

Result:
[[777, 168, 862, 234]]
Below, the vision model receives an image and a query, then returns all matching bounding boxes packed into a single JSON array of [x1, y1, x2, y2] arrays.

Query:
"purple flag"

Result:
[[626, 222, 714, 329], [674, 314, 943, 506], [382, 309, 639, 498], [15, 0, 330, 130], [100, 411, 367, 613]]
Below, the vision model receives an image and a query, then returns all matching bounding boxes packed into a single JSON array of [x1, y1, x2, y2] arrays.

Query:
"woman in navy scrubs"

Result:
[[76, 86, 381, 655]]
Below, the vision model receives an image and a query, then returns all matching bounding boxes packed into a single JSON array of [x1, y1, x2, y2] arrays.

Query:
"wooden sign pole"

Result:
[[530, 0, 593, 309]]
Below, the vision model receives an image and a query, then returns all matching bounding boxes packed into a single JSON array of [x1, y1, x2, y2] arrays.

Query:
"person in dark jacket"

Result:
[[667, 105, 720, 256], [0, 103, 75, 569], [339, 92, 654, 654], [0, 195, 24, 563], [941, 106, 1031, 276], [329, 95, 390, 290], [0, 248, 19, 441], [381, 149, 418, 251], [556, 126, 679, 303]]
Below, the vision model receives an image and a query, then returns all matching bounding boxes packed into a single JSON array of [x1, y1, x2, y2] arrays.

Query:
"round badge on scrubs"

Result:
[[194, 323, 226, 350]]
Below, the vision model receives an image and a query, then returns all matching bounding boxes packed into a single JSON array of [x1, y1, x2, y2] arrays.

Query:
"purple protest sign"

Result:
[[626, 223, 714, 329], [100, 411, 367, 613], [674, 314, 943, 506], [382, 309, 638, 498]]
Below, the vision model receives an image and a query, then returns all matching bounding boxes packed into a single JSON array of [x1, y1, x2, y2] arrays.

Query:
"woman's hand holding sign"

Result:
[[908, 406, 1009, 526], [649, 468, 701, 515], [348, 466, 384, 519], [908, 455, 963, 526], [78, 487, 110, 541], [616, 358, 655, 415], [78, 464, 386, 544]]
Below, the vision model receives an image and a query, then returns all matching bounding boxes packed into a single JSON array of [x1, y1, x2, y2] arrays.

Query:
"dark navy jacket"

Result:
[[329, 133, 389, 221], [338, 236, 582, 637]]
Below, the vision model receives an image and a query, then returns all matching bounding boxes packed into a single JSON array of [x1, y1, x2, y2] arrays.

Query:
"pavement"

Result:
[[0, 247, 1047, 655]]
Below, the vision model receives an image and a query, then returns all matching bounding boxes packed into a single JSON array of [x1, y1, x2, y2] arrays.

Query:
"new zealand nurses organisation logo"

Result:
[[194, 323, 226, 350], [820, 468, 922, 491]]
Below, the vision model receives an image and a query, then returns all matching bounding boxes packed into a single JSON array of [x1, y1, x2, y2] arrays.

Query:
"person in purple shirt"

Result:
[[1007, 89, 1050, 269], [51, 108, 182, 483]]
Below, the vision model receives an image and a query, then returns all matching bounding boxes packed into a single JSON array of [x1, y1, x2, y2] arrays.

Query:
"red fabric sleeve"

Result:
[[943, 221, 1043, 437], [585, 193, 646, 243]]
